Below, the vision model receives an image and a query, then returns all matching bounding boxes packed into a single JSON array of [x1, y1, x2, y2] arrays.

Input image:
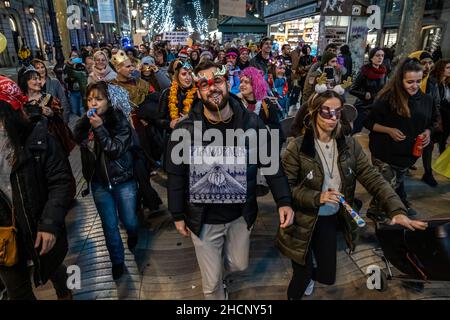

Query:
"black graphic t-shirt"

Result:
[[195, 114, 245, 224]]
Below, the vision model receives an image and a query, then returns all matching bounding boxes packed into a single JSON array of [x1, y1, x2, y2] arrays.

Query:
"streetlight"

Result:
[[84, 21, 89, 45], [28, 6, 35, 14], [131, 9, 138, 34], [4, 1, 10, 8]]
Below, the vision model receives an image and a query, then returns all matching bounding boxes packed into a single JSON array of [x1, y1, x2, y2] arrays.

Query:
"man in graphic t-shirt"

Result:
[[166, 60, 294, 300]]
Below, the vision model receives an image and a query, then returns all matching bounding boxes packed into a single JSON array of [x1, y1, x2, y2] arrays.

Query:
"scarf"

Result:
[[91, 65, 117, 82], [362, 64, 387, 80]]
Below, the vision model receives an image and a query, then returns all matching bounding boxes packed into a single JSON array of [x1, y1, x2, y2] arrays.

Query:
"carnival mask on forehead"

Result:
[[192, 65, 227, 82], [175, 60, 193, 71]]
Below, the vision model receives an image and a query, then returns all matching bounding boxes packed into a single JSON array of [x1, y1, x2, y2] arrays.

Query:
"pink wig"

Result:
[[240, 67, 268, 101]]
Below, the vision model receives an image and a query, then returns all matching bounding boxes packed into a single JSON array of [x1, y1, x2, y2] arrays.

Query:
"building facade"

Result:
[[0, 0, 53, 67], [0, 0, 132, 67], [263, 0, 449, 57], [370, 0, 450, 57]]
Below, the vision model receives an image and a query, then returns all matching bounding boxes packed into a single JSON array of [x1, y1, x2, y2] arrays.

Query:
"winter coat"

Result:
[[73, 108, 134, 190], [249, 52, 271, 78], [24, 94, 76, 156], [157, 87, 192, 132], [364, 91, 436, 168], [0, 119, 75, 286], [165, 94, 292, 236], [87, 66, 117, 84], [42, 76, 70, 117], [276, 129, 407, 266], [64, 62, 88, 106], [349, 64, 387, 109]]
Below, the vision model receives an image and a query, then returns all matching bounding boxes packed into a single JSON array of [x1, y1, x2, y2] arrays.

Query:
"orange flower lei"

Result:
[[168, 81, 197, 120]]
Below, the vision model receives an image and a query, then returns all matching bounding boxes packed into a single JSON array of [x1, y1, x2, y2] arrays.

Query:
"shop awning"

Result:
[[218, 14, 268, 33]]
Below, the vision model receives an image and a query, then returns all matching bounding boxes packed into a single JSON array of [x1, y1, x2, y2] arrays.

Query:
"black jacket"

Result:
[[341, 53, 353, 80], [0, 119, 75, 286], [349, 64, 387, 108], [165, 94, 292, 236], [364, 91, 436, 168], [249, 52, 271, 77], [73, 108, 134, 189], [237, 60, 250, 70], [157, 87, 191, 132]]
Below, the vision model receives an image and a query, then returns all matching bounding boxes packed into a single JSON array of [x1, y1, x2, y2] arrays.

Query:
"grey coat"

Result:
[[44, 76, 70, 123]]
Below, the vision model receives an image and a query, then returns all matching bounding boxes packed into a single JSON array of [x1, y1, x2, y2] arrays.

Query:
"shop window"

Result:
[[325, 16, 349, 27], [8, 17, 17, 32], [383, 29, 398, 47], [422, 27, 442, 52], [31, 20, 42, 49], [387, 0, 402, 13], [425, 0, 443, 10]]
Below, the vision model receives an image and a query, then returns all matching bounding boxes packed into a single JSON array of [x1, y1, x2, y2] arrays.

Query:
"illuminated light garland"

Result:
[[139, 0, 175, 34], [193, 0, 208, 35], [138, 0, 208, 35], [183, 15, 194, 33]]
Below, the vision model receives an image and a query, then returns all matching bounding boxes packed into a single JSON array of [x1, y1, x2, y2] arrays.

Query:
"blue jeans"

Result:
[[69, 91, 84, 117], [91, 180, 138, 265]]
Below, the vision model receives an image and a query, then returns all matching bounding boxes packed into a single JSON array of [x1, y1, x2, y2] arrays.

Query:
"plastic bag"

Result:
[[432, 147, 450, 178]]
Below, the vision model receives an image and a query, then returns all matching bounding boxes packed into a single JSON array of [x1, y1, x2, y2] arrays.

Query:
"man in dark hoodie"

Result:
[[166, 60, 294, 299], [249, 37, 273, 79]]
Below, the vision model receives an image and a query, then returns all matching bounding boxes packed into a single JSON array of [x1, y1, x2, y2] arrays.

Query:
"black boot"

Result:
[[112, 263, 124, 280], [127, 235, 138, 252]]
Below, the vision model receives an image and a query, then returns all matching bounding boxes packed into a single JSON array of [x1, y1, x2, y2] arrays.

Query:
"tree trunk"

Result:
[[395, 0, 427, 59]]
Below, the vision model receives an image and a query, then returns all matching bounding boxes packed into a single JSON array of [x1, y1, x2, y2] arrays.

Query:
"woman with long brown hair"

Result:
[[431, 59, 450, 153], [364, 58, 437, 218]]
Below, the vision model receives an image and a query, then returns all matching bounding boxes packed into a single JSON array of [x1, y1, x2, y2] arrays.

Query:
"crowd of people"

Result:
[[0, 35, 449, 300]]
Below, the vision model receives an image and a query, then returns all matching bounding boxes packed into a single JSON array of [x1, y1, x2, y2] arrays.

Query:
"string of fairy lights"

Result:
[[138, 0, 207, 35], [182, 15, 194, 33]]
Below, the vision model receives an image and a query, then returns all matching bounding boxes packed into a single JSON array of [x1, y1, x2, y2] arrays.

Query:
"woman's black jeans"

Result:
[[288, 214, 338, 300], [0, 262, 69, 300]]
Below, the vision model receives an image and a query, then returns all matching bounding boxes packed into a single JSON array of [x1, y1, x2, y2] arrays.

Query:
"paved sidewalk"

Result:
[[34, 134, 450, 300]]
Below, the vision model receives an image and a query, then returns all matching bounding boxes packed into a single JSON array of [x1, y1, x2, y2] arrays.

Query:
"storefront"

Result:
[[422, 25, 442, 52], [382, 28, 398, 47], [268, 15, 320, 55], [218, 14, 267, 44], [322, 16, 350, 48]]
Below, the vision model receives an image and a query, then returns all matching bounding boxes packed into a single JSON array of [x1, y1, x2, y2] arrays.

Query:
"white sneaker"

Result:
[[304, 280, 315, 296]]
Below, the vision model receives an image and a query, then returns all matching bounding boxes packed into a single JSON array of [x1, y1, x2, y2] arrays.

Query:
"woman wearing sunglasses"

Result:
[[276, 90, 427, 299]]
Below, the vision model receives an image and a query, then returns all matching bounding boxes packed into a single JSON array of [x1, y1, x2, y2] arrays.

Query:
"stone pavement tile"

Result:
[[139, 287, 204, 300], [35, 136, 450, 300], [141, 275, 201, 292], [231, 285, 288, 300]]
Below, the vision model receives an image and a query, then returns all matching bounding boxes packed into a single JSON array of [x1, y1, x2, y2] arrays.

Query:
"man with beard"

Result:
[[165, 60, 294, 299]]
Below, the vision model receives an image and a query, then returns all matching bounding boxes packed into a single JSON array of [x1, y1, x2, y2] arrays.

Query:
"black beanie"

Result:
[[419, 51, 433, 61], [321, 51, 337, 66]]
